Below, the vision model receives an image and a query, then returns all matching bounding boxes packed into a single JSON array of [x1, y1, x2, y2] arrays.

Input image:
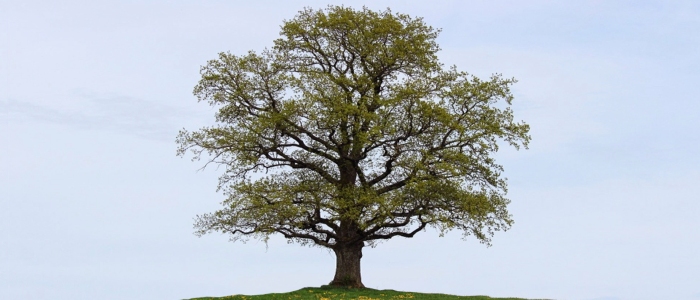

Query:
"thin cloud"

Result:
[[1, 93, 208, 142]]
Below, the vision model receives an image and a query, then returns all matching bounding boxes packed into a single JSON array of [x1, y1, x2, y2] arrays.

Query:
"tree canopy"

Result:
[[176, 5, 530, 288]]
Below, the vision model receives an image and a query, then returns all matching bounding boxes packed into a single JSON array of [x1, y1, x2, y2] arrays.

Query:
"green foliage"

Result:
[[186, 286, 548, 300], [177, 5, 531, 249]]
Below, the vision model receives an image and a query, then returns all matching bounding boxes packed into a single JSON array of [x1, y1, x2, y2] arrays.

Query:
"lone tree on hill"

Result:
[[177, 5, 530, 288]]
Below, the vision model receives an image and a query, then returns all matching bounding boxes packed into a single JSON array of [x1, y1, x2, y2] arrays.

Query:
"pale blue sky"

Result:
[[1, 1, 699, 300]]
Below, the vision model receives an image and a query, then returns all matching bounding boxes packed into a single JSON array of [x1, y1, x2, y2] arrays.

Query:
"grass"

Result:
[[185, 285, 550, 300]]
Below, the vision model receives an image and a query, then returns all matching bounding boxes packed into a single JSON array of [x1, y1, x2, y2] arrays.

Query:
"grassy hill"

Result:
[[186, 285, 550, 300]]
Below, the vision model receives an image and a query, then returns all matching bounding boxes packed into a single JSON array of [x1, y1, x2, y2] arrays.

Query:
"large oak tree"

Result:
[[177, 5, 530, 288]]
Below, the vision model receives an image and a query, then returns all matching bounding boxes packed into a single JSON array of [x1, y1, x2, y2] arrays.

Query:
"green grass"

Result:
[[185, 285, 550, 300]]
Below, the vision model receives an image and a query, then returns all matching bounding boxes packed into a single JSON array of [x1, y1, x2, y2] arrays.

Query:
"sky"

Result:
[[1, 1, 699, 300]]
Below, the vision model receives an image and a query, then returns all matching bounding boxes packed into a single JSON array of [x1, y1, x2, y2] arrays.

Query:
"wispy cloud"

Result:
[[1, 92, 209, 142]]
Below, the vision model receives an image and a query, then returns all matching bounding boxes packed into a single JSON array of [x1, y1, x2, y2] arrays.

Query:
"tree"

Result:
[[176, 5, 530, 288]]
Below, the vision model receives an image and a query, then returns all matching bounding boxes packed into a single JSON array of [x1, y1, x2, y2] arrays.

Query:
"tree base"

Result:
[[325, 280, 366, 289]]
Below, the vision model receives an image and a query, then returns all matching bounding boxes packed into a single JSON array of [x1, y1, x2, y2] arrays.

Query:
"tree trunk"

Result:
[[328, 242, 365, 288]]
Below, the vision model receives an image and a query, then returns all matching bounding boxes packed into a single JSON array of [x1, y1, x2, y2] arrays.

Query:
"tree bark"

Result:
[[328, 242, 365, 288]]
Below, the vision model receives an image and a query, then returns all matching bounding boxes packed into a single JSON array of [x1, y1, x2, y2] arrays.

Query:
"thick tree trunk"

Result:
[[328, 242, 365, 288]]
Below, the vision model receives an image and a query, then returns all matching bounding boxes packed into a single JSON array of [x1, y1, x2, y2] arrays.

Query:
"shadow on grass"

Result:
[[186, 285, 551, 300]]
